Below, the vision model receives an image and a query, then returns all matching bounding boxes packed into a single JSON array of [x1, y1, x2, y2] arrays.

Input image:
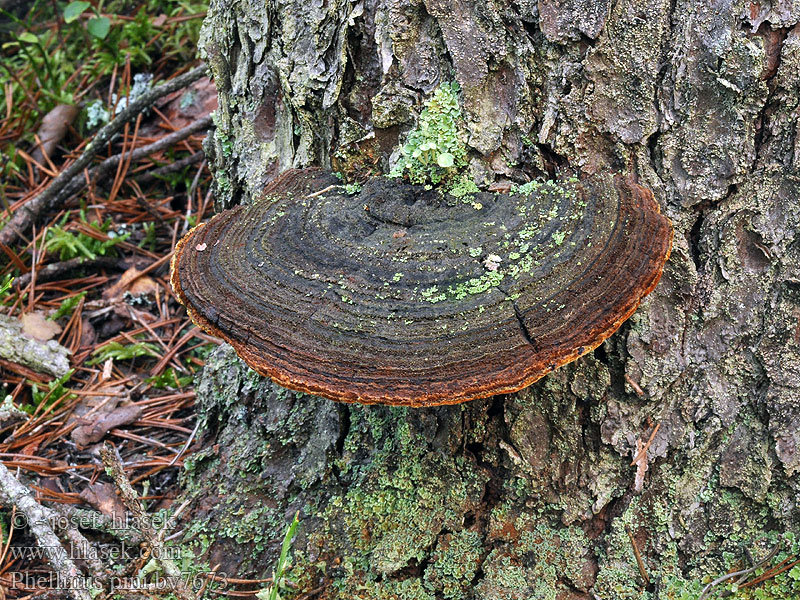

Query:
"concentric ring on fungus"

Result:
[[170, 168, 673, 406]]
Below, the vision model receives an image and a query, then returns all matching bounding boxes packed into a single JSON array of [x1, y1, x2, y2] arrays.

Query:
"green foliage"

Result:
[[256, 514, 300, 600], [86, 15, 111, 39], [390, 82, 467, 186], [63, 1, 110, 39], [1, 28, 73, 106], [711, 532, 800, 600], [343, 182, 362, 195], [63, 1, 90, 22], [0, 275, 14, 305], [26, 369, 75, 412], [147, 368, 193, 389], [188, 341, 215, 363], [139, 222, 158, 252], [0, 0, 207, 182], [49, 291, 86, 320], [88, 340, 160, 365], [45, 213, 130, 260]]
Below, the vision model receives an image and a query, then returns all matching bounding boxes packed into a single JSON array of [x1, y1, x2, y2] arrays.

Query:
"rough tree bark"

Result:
[[178, 1, 800, 598]]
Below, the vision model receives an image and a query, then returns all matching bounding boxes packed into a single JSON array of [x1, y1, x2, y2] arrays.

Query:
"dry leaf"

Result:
[[72, 404, 143, 446], [21, 311, 62, 341], [113, 303, 157, 324], [103, 267, 159, 303], [79, 317, 97, 349], [129, 275, 158, 296], [31, 104, 80, 164], [79, 481, 127, 520], [70, 384, 123, 419]]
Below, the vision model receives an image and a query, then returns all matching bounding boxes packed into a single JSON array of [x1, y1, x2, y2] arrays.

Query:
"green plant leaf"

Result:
[[17, 32, 39, 44], [49, 291, 86, 321], [88, 341, 159, 365], [87, 16, 110, 39], [63, 1, 91, 23]]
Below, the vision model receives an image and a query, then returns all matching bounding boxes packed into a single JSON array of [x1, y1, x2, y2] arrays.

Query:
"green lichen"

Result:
[[448, 174, 480, 200], [475, 551, 530, 599], [322, 406, 485, 580], [181, 333, 800, 600], [343, 182, 362, 195], [408, 178, 578, 304], [446, 269, 505, 301], [424, 530, 483, 599], [390, 82, 467, 185]]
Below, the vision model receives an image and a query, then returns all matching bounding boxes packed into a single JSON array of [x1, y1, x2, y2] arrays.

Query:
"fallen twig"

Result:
[[0, 313, 71, 377], [304, 184, 337, 199], [53, 507, 109, 584], [99, 443, 193, 600], [0, 462, 91, 600], [631, 422, 661, 492], [15, 256, 126, 290], [67, 116, 212, 198], [56, 505, 144, 545], [135, 150, 205, 184], [0, 65, 207, 247], [624, 373, 645, 396]]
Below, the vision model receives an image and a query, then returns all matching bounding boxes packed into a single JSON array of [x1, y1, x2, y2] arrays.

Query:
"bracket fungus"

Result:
[[171, 168, 672, 406]]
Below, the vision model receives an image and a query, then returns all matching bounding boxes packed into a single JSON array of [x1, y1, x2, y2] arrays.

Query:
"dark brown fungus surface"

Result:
[[170, 168, 672, 406]]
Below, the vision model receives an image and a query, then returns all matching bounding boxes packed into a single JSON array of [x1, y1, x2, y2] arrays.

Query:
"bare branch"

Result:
[[0, 462, 91, 600], [0, 64, 207, 247]]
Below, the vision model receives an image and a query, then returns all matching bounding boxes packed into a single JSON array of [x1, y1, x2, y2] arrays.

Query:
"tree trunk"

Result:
[[182, 1, 800, 598]]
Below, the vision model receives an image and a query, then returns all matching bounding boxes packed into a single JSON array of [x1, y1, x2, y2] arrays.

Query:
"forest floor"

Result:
[[0, 1, 281, 597]]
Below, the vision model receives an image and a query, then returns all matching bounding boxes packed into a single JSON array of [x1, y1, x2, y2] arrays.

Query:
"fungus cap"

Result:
[[171, 169, 672, 406]]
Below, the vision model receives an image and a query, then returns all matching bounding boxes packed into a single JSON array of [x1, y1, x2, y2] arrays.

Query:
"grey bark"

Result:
[[0, 462, 92, 600], [0, 313, 71, 377], [181, 1, 800, 598]]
